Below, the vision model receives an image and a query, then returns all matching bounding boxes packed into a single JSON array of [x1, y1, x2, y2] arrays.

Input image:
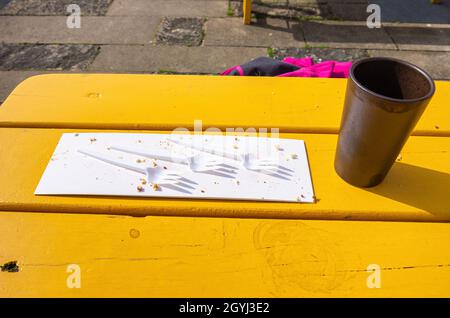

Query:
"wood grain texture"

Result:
[[0, 74, 448, 136], [0, 128, 448, 221], [1, 211, 449, 297]]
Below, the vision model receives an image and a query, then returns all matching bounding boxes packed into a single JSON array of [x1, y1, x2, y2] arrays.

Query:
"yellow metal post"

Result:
[[243, 0, 252, 25]]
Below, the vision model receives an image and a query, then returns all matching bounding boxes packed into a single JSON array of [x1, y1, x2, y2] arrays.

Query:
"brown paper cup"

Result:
[[335, 57, 435, 187]]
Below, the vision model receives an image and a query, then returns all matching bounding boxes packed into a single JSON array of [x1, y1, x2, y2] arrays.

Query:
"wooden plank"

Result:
[[0, 74, 448, 136], [0, 128, 448, 221], [1, 211, 449, 297]]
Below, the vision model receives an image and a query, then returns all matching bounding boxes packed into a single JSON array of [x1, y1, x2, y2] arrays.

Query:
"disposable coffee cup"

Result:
[[335, 57, 435, 187]]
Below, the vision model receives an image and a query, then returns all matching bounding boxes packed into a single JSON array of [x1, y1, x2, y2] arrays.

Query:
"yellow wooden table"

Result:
[[0, 74, 449, 297]]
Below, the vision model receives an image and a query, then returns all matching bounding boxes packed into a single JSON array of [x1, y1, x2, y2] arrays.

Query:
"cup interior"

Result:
[[352, 58, 434, 101]]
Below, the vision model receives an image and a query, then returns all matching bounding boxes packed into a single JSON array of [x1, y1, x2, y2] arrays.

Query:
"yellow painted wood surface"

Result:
[[1, 74, 449, 297], [0, 128, 449, 221], [1, 211, 450, 297], [243, 0, 252, 25], [0, 74, 448, 136]]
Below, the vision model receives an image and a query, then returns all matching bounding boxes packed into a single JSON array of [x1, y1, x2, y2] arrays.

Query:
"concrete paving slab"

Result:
[[0, 0, 112, 16], [327, 3, 368, 21], [386, 26, 450, 52], [107, 0, 227, 17], [273, 47, 369, 61], [0, 44, 100, 70], [204, 17, 305, 47], [89, 45, 267, 73], [368, 49, 450, 80], [372, 0, 450, 24], [302, 21, 396, 49], [0, 0, 13, 10], [0, 16, 160, 45]]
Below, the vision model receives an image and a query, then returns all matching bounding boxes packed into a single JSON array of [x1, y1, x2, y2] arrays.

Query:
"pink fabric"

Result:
[[221, 65, 245, 76], [279, 57, 352, 78], [282, 57, 314, 68], [221, 56, 352, 78]]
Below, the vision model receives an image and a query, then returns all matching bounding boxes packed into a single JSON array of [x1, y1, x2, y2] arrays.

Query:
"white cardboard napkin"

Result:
[[35, 133, 315, 203]]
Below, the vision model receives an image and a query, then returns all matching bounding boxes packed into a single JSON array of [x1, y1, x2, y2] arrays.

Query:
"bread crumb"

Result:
[[152, 160, 158, 167], [291, 153, 298, 159], [140, 178, 147, 185], [90, 138, 97, 143], [275, 144, 283, 151], [137, 185, 145, 192], [201, 190, 205, 193], [152, 184, 160, 191], [396, 154, 402, 161]]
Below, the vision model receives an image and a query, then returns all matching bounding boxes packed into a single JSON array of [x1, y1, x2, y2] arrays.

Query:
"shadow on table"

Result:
[[366, 162, 450, 219]]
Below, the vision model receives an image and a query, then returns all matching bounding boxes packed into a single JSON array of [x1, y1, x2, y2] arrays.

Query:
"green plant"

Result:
[[157, 69, 177, 74], [267, 47, 276, 58], [227, 3, 234, 17]]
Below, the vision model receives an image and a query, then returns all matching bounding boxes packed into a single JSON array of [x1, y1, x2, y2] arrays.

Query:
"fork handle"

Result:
[[78, 149, 146, 175], [168, 139, 241, 161], [110, 145, 188, 165]]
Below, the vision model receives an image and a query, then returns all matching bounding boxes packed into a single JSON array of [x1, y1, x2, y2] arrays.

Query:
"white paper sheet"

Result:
[[35, 133, 315, 203]]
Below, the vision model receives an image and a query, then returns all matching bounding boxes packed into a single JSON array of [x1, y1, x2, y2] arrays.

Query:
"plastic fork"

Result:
[[168, 138, 281, 172], [109, 145, 225, 173], [78, 149, 182, 185], [241, 153, 280, 172]]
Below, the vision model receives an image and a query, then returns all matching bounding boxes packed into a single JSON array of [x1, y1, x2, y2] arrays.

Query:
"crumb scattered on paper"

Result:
[[275, 145, 283, 151], [137, 185, 145, 192]]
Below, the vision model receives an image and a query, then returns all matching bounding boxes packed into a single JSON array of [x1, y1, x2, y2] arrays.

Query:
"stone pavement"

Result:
[[0, 0, 449, 102]]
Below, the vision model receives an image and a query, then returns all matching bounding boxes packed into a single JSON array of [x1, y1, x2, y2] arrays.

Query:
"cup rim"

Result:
[[350, 57, 436, 104]]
